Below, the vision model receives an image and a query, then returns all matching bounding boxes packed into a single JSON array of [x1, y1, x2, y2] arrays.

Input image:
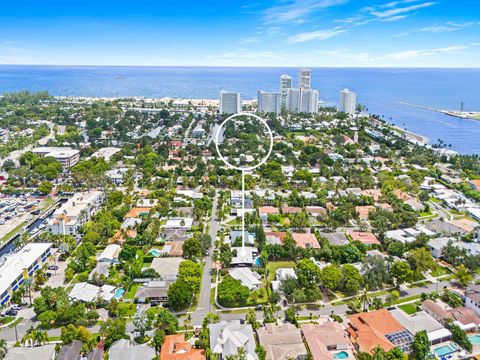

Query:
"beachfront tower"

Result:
[[339, 88, 357, 115], [280, 74, 292, 109], [219, 90, 241, 115], [299, 68, 311, 91]]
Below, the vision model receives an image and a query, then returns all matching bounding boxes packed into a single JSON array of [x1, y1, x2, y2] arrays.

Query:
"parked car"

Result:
[[47, 265, 59, 271], [46, 272, 52, 278], [10, 304, 21, 311], [5, 309, 18, 316]]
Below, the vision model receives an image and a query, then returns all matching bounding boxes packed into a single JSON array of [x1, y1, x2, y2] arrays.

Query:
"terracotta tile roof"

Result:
[[361, 189, 382, 201], [125, 207, 151, 218], [392, 189, 412, 201], [348, 231, 380, 245], [160, 334, 205, 360], [258, 206, 280, 214], [257, 323, 307, 360], [165, 241, 184, 257], [348, 309, 405, 353], [301, 322, 352, 360], [355, 206, 375, 220], [470, 179, 480, 191], [292, 233, 320, 249], [281, 204, 302, 214]]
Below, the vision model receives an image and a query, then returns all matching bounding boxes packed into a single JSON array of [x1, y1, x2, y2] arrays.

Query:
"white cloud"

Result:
[[370, 1, 435, 18], [420, 21, 475, 33], [262, 0, 348, 24], [385, 45, 469, 60], [287, 27, 346, 42]]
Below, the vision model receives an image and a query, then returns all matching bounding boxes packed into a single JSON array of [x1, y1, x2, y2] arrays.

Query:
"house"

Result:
[[470, 179, 480, 191], [319, 232, 348, 246], [427, 237, 453, 258], [125, 207, 150, 219], [161, 334, 206, 360], [292, 233, 320, 249], [164, 217, 193, 230], [347, 231, 380, 245], [265, 232, 287, 245], [389, 309, 451, 345], [229, 268, 262, 290], [271, 268, 297, 293], [348, 309, 413, 353], [91, 147, 121, 161], [135, 280, 173, 303], [229, 230, 255, 246], [230, 247, 258, 267], [5, 345, 56, 360], [161, 229, 192, 242], [69, 282, 117, 303], [258, 206, 280, 223], [108, 339, 156, 360], [136, 199, 158, 208], [151, 257, 183, 281], [355, 206, 375, 221], [301, 322, 354, 360], [97, 244, 121, 264], [257, 323, 308, 360], [421, 299, 480, 332], [465, 285, 480, 317], [281, 204, 302, 215], [57, 340, 83, 360], [209, 320, 257, 360]]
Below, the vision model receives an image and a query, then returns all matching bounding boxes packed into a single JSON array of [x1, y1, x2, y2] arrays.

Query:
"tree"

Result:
[[38, 181, 54, 195], [360, 287, 370, 312], [100, 318, 126, 348], [133, 309, 149, 338], [390, 261, 413, 288], [407, 248, 435, 279], [455, 264, 472, 287], [446, 322, 472, 352], [217, 276, 250, 307], [0, 339, 6, 360], [385, 290, 400, 306], [411, 330, 430, 360], [321, 265, 343, 291], [295, 259, 322, 288], [284, 306, 297, 325], [183, 237, 202, 260], [167, 280, 193, 311], [246, 308, 259, 329]]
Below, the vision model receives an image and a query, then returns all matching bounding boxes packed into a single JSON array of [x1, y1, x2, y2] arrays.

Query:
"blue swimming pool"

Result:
[[113, 288, 125, 300], [469, 334, 480, 345], [434, 343, 457, 357], [149, 249, 161, 257], [334, 351, 349, 359]]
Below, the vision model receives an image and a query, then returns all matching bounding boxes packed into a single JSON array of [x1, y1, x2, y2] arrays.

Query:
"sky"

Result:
[[0, 0, 479, 67]]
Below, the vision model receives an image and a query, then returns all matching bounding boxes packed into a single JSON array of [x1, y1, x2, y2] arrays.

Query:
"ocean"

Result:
[[0, 65, 479, 154]]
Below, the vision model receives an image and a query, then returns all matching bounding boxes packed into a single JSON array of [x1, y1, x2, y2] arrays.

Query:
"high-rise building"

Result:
[[279, 74, 292, 109], [299, 68, 311, 91], [219, 90, 241, 114], [339, 88, 357, 115], [257, 91, 281, 114], [286, 88, 318, 114]]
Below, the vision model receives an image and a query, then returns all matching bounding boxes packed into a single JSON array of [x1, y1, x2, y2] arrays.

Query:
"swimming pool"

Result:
[[434, 343, 457, 357], [334, 351, 349, 359], [469, 334, 480, 345], [113, 288, 125, 300], [149, 249, 161, 257]]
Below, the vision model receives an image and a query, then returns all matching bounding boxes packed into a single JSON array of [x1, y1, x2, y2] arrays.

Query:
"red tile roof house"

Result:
[[292, 233, 320, 249], [302, 322, 354, 360], [281, 204, 302, 215], [470, 179, 480, 191], [348, 309, 413, 354], [258, 206, 280, 223], [347, 231, 381, 245], [355, 206, 375, 221]]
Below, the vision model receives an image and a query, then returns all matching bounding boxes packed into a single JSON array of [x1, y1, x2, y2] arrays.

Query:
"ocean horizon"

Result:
[[1, 65, 479, 154]]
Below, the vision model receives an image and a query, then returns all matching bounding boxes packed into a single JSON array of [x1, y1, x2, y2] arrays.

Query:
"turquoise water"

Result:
[[469, 334, 480, 345], [434, 343, 457, 357], [334, 351, 349, 359], [114, 288, 125, 300], [149, 249, 161, 257]]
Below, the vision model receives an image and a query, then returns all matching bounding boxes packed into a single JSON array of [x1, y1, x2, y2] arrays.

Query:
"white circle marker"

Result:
[[214, 112, 273, 256]]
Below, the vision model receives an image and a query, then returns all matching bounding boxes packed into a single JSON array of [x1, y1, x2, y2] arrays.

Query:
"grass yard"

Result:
[[398, 303, 418, 315], [431, 265, 451, 277], [266, 261, 296, 283], [125, 284, 139, 300]]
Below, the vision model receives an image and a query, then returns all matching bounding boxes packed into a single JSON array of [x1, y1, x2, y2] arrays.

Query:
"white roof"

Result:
[[97, 244, 121, 261], [164, 217, 193, 229], [229, 268, 261, 290], [427, 328, 452, 342], [150, 257, 182, 278], [91, 147, 121, 160], [0, 243, 52, 296], [276, 268, 297, 281], [69, 282, 115, 302], [52, 191, 103, 219], [230, 247, 257, 265]]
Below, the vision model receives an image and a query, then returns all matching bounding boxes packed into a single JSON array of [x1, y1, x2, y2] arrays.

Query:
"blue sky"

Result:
[[0, 0, 479, 67]]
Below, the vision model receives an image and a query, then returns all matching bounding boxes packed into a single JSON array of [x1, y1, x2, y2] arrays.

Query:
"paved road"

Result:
[[191, 191, 219, 326]]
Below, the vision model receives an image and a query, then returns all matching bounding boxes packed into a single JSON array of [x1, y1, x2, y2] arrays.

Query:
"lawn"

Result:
[[125, 284, 139, 300], [398, 303, 418, 315], [266, 261, 296, 283], [431, 265, 451, 277]]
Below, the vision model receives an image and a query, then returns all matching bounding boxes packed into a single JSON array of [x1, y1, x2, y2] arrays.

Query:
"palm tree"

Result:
[[21, 327, 35, 347], [0, 339, 7, 359], [24, 278, 33, 306], [33, 329, 49, 346], [360, 287, 370, 312], [184, 314, 192, 335]]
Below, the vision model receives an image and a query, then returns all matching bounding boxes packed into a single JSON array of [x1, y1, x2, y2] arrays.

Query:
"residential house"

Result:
[[229, 268, 262, 290], [135, 280, 173, 304], [258, 206, 280, 223], [108, 339, 156, 360], [151, 257, 183, 281], [209, 320, 257, 360], [257, 323, 307, 360], [466, 285, 480, 317], [319, 232, 348, 246], [301, 322, 354, 360], [422, 299, 480, 332], [161, 334, 206, 360], [292, 233, 320, 249], [5, 345, 56, 360], [347, 231, 380, 245], [97, 244, 121, 264]]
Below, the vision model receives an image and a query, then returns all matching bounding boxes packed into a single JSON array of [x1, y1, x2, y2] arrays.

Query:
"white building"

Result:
[[339, 88, 357, 115], [299, 68, 311, 90], [228, 268, 262, 290], [220, 91, 241, 114], [286, 88, 318, 114], [257, 91, 281, 114], [91, 147, 121, 161], [0, 243, 53, 306], [279, 74, 292, 109], [46, 191, 104, 236], [191, 124, 206, 138], [32, 147, 80, 168], [286, 88, 301, 113], [209, 321, 258, 360], [97, 244, 121, 264], [466, 285, 480, 317]]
